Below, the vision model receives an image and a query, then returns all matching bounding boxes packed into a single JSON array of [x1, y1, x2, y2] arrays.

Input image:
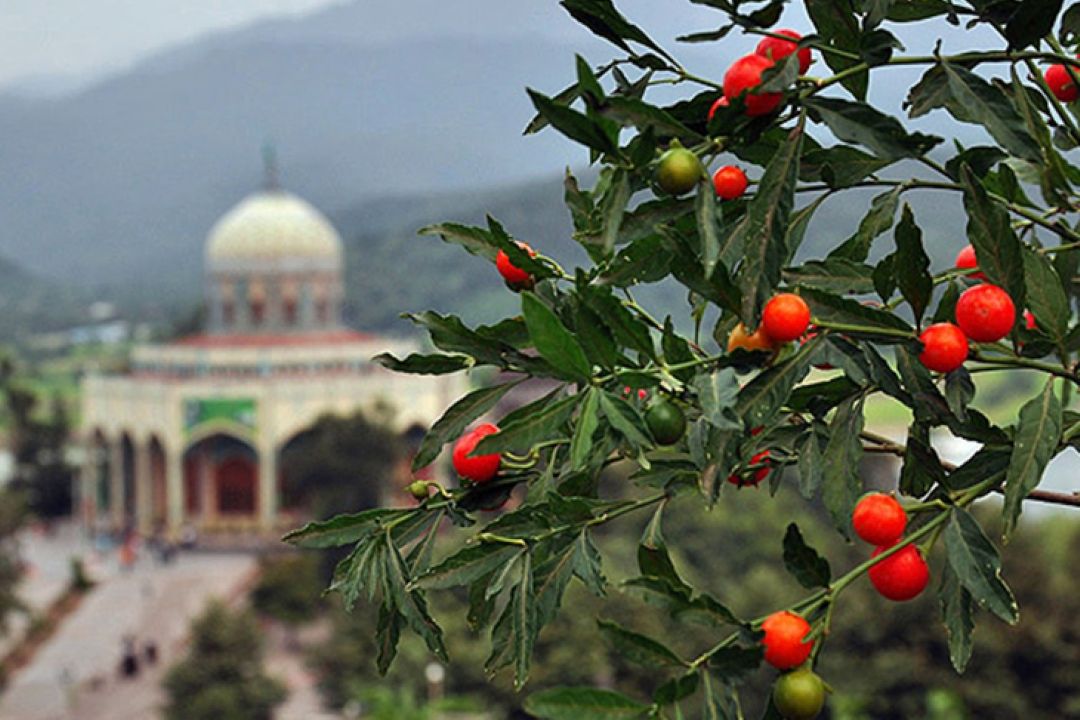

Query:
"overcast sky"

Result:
[[0, 0, 343, 87]]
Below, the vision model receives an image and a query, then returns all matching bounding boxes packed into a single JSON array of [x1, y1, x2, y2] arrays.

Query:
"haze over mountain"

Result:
[[0, 0, 987, 335]]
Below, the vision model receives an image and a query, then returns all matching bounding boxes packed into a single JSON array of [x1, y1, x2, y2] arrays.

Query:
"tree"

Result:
[[162, 601, 286, 720], [251, 554, 322, 626], [287, 0, 1080, 716], [0, 489, 27, 637]]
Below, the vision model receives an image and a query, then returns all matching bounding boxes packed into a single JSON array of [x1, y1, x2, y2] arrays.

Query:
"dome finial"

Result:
[[262, 141, 280, 191]]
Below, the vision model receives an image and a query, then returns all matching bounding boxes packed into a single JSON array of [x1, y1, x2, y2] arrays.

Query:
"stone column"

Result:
[[109, 440, 125, 532], [257, 443, 278, 532], [76, 447, 93, 531], [165, 445, 184, 539], [199, 447, 215, 526], [135, 439, 153, 536]]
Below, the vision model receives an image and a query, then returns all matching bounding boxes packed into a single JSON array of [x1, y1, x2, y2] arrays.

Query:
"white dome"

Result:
[[206, 191, 342, 264]]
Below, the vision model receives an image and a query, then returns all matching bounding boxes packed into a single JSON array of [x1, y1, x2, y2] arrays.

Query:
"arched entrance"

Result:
[[120, 432, 136, 525], [89, 430, 110, 514], [148, 436, 168, 529], [182, 434, 258, 526]]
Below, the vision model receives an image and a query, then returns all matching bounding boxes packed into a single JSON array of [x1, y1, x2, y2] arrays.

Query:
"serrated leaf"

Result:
[[375, 604, 403, 675], [283, 508, 407, 548], [527, 88, 620, 156], [524, 687, 650, 720], [797, 422, 827, 499], [894, 204, 933, 325], [570, 387, 602, 469], [783, 258, 876, 294], [829, 186, 901, 262], [1003, 379, 1062, 535], [474, 395, 578, 455], [941, 63, 1041, 162], [559, 0, 675, 64], [374, 352, 472, 375], [939, 561, 975, 673], [961, 165, 1026, 310], [735, 333, 824, 428], [944, 508, 1019, 624], [1005, 0, 1064, 49], [805, 97, 942, 160], [598, 391, 654, 448], [572, 530, 607, 596], [654, 674, 700, 705], [522, 292, 593, 381], [412, 382, 518, 471], [801, 287, 914, 335], [696, 176, 722, 278], [945, 367, 976, 422], [1022, 247, 1070, 349], [899, 421, 946, 496], [802, 144, 893, 189], [413, 543, 522, 590], [598, 619, 685, 667], [512, 552, 537, 688], [822, 396, 865, 537], [782, 523, 832, 588], [736, 124, 803, 326], [638, 504, 682, 586], [693, 368, 742, 430], [383, 538, 448, 661]]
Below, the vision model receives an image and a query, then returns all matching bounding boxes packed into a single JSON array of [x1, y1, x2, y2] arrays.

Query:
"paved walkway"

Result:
[[0, 551, 257, 720]]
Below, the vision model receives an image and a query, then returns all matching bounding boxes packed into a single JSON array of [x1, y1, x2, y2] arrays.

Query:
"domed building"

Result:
[[79, 175, 462, 538]]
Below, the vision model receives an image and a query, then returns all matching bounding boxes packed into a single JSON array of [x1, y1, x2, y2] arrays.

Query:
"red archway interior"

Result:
[[217, 456, 257, 514]]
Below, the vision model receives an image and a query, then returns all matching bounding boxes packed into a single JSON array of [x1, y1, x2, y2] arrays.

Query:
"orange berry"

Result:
[[761, 611, 813, 669]]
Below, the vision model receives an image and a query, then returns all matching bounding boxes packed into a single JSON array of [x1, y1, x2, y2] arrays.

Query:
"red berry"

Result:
[[955, 284, 1016, 343], [723, 54, 782, 116], [452, 424, 501, 484], [852, 493, 908, 546], [712, 165, 748, 200], [761, 611, 813, 670], [954, 244, 987, 281], [1025, 310, 1037, 330], [918, 323, 968, 373], [762, 293, 811, 343], [495, 242, 535, 287], [1045, 63, 1080, 102], [755, 29, 812, 75], [728, 449, 771, 487], [707, 96, 729, 121], [868, 543, 930, 601]]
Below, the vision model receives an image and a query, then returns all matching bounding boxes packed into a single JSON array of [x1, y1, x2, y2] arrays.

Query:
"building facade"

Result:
[[79, 184, 462, 537]]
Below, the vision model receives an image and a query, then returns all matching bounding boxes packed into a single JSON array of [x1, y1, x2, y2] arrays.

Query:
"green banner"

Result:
[[184, 398, 257, 437]]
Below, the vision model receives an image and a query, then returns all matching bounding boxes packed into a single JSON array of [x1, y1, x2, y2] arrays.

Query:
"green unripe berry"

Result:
[[656, 147, 703, 196]]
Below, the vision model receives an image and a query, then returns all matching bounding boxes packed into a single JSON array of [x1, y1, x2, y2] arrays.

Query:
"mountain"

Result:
[[0, 255, 90, 341]]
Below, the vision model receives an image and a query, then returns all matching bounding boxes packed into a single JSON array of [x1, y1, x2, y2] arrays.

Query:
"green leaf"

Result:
[[638, 504, 682, 587], [736, 125, 804, 326], [406, 311, 517, 366], [696, 176, 722, 279], [373, 352, 472, 375], [822, 396, 865, 537], [597, 619, 685, 667], [598, 391, 654, 448], [783, 258, 876, 294], [782, 523, 832, 589], [829, 186, 901, 262], [784, 195, 828, 263], [382, 538, 448, 661], [694, 368, 742, 431], [962, 164, 1027, 310], [801, 287, 914, 335], [899, 422, 946, 496], [1003, 379, 1062, 535], [283, 508, 406, 548], [945, 368, 976, 422], [654, 674, 700, 705], [893, 204, 933, 326], [598, 168, 632, 254], [413, 544, 523, 590], [944, 509, 1019, 624], [417, 221, 498, 260], [512, 552, 537, 688], [572, 530, 607, 595], [474, 395, 578, 455], [570, 388, 602, 470], [522, 292, 593, 381], [602, 96, 701, 142], [1022, 248, 1070, 349], [806, 0, 867, 99], [735, 333, 824, 428], [805, 97, 942, 160], [527, 88, 620, 156], [941, 63, 1041, 162], [559, 0, 675, 64], [412, 382, 518, 471], [1005, 0, 1064, 49], [375, 604, 403, 674], [939, 562, 976, 673], [797, 421, 827, 499], [524, 687, 649, 720], [802, 145, 893, 189]]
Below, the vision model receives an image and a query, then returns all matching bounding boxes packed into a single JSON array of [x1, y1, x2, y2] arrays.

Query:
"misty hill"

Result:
[[0, 256, 89, 341]]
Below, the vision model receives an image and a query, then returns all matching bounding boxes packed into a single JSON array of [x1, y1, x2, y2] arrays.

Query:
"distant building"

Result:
[[79, 174, 462, 537]]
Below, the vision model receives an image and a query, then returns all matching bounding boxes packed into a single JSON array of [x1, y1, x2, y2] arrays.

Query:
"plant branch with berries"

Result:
[[287, 0, 1080, 717]]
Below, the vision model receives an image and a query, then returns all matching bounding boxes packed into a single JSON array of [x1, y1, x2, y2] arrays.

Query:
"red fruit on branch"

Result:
[[755, 29, 812, 74], [728, 449, 771, 487], [762, 293, 811, 342], [761, 611, 813, 670], [868, 543, 930, 601], [1024, 310, 1037, 330], [707, 96, 729, 121], [712, 165, 748, 200], [495, 242, 536, 288], [955, 284, 1016, 343], [918, 323, 968, 373], [1045, 63, 1080, 102], [727, 323, 779, 354], [723, 54, 782, 116], [452, 424, 501, 484], [954, 244, 987, 281], [852, 493, 907, 546]]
